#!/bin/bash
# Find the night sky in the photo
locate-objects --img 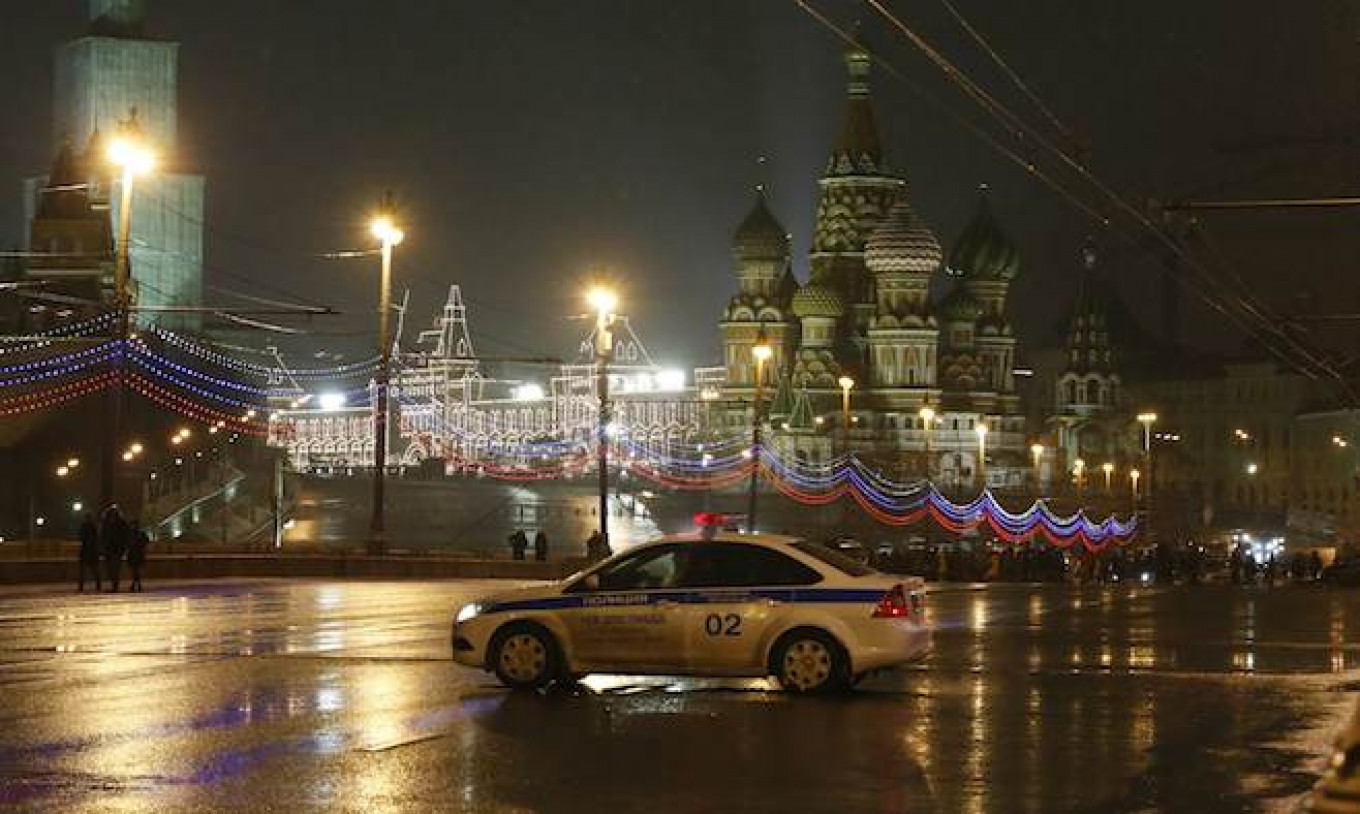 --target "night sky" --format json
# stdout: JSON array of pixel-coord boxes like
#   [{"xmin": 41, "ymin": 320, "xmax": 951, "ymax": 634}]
[{"xmin": 1, "ymin": 1, "xmax": 1357, "ymax": 372}]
